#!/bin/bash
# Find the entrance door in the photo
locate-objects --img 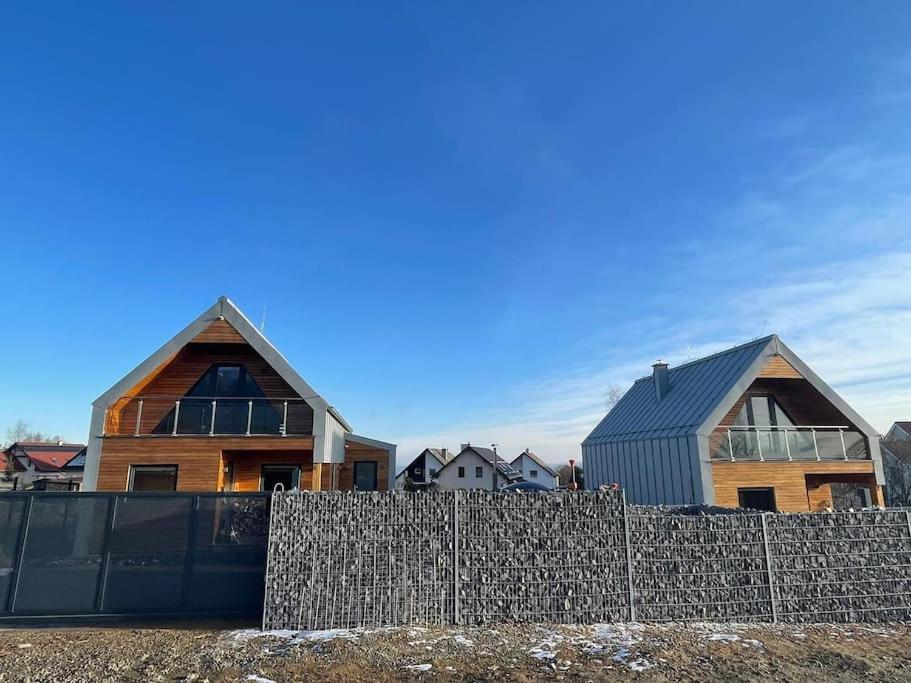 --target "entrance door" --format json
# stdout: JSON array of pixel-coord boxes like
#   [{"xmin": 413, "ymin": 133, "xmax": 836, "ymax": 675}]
[
  {"xmin": 353, "ymin": 461, "xmax": 378, "ymax": 491},
  {"xmin": 261, "ymin": 465, "xmax": 301, "ymax": 491},
  {"xmin": 738, "ymin": 487, "xmax": 776, "ymax": 511}
]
